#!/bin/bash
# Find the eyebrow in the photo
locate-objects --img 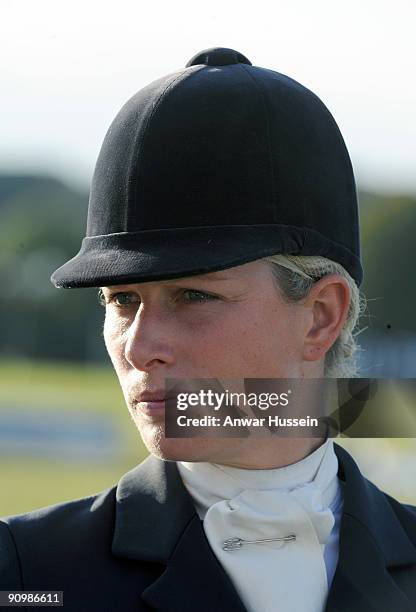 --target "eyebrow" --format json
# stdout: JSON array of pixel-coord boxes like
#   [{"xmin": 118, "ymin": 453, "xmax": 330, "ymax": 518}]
[
  {"xmin": 174, "ymin": 272, "xmax": 235, "ymax": 282},
  {"xmin": 100, "ymin": 272, "xmax": 236, "ymax": 292}
]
